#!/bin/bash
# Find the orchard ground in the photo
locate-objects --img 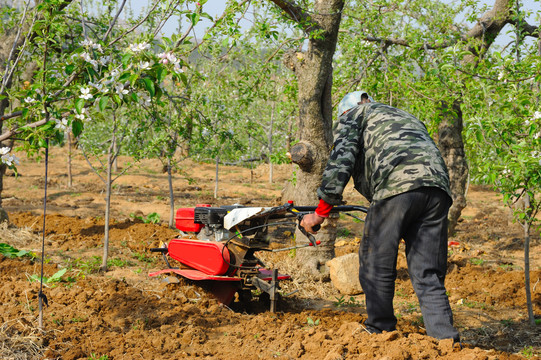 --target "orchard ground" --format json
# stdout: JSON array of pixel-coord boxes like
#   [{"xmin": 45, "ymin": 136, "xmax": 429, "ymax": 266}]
[{"xmin": 0, "ymin": 147, "xmax": 540, "ymax": 359}]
